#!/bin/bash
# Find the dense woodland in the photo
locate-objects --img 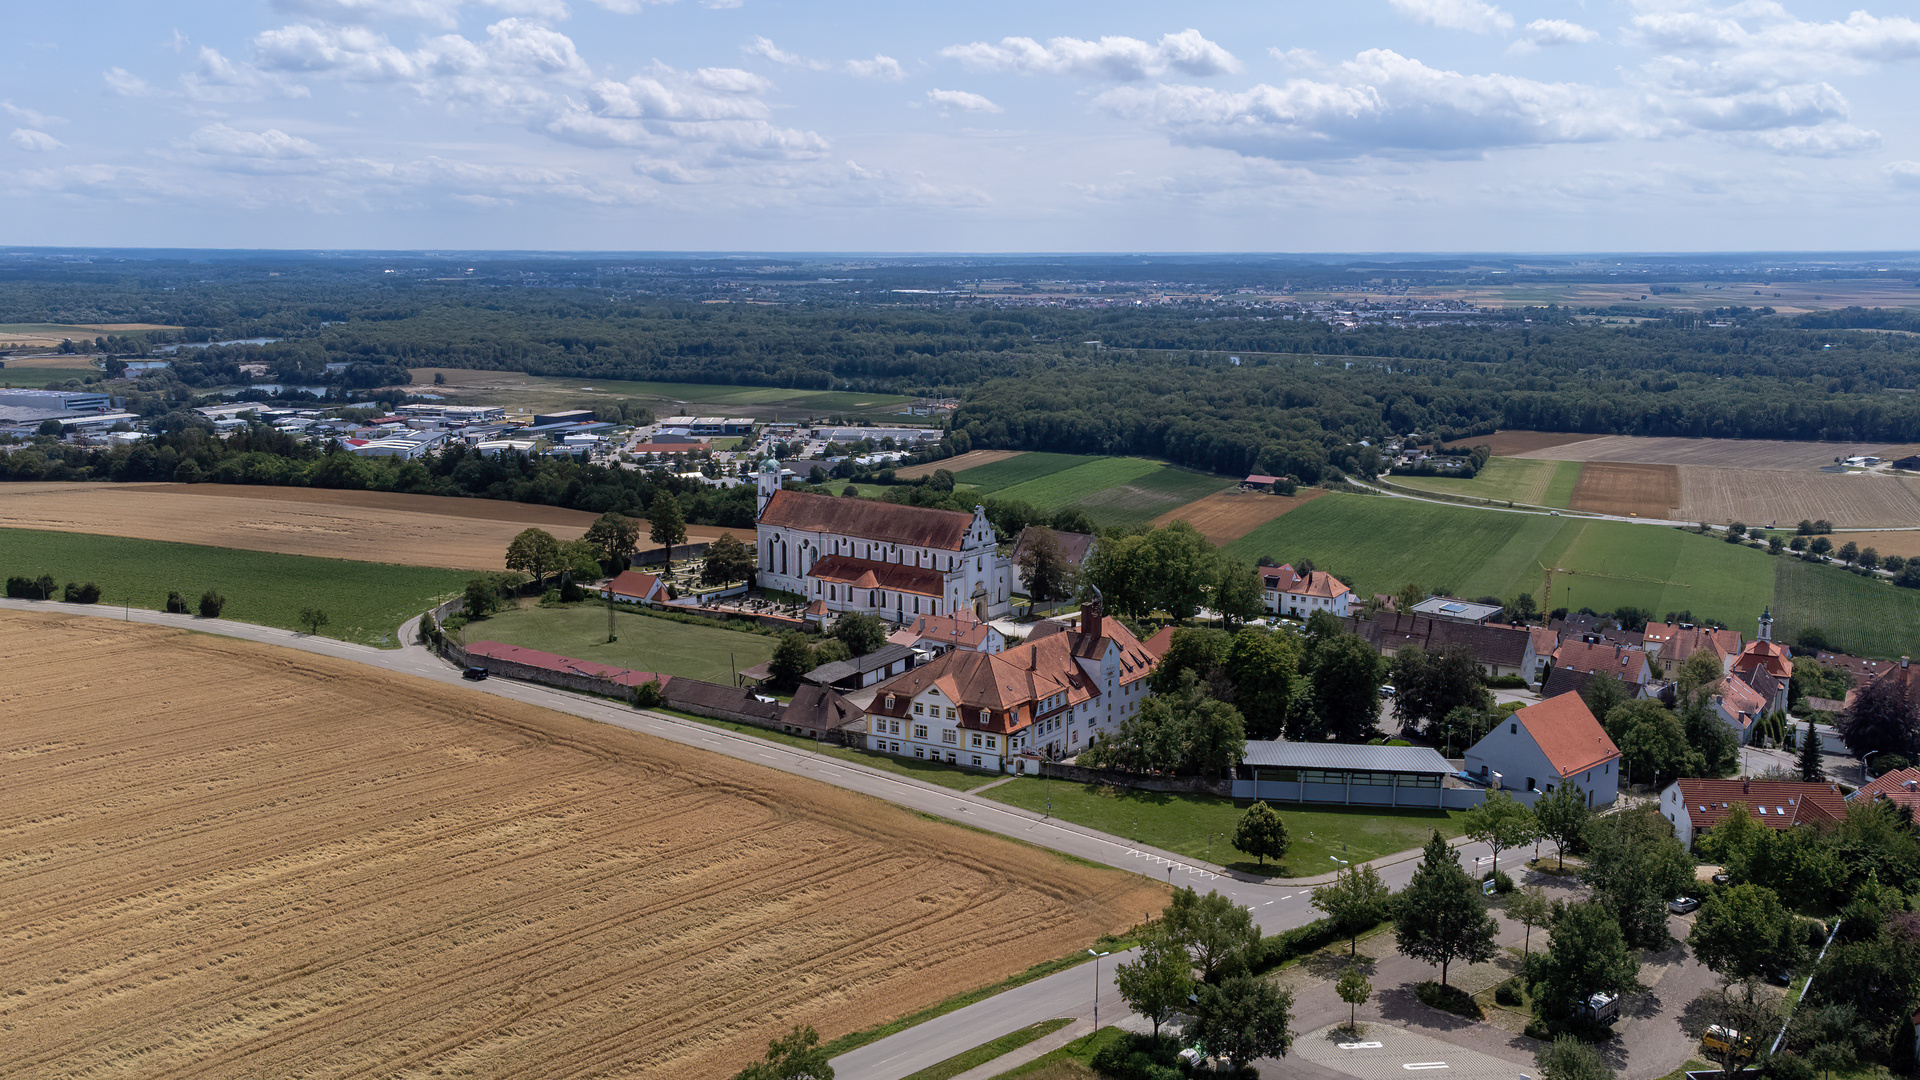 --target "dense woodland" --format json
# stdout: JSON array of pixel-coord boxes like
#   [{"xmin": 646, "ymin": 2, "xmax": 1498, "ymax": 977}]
[{"xmin": 9, "ymin": 253, "xmax": 1920, "ymax": 487}]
